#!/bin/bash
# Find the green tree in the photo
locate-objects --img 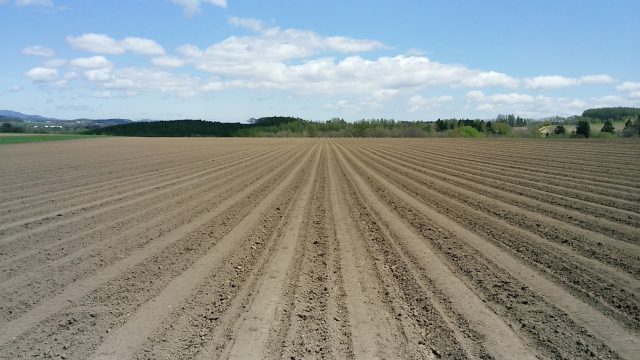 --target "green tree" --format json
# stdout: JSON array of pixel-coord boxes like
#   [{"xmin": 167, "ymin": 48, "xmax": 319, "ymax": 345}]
[
  {"xmin": 600, "ymin": 120, "xmax": 615, "ymax": 133},
  {"xmin": 553, "ymin": 124, "xmax": 566, "ymax": 135},
  {"xmin": 575, "ymin": 120, "xmax": 591, "ymax": 138},
  {"xmin": 0, "ymin": 123, "xmax": 24, "ymax": 133},
  {"xmin": 492, "ymin": 122, "xmax": 512, "ymax": 135}
]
